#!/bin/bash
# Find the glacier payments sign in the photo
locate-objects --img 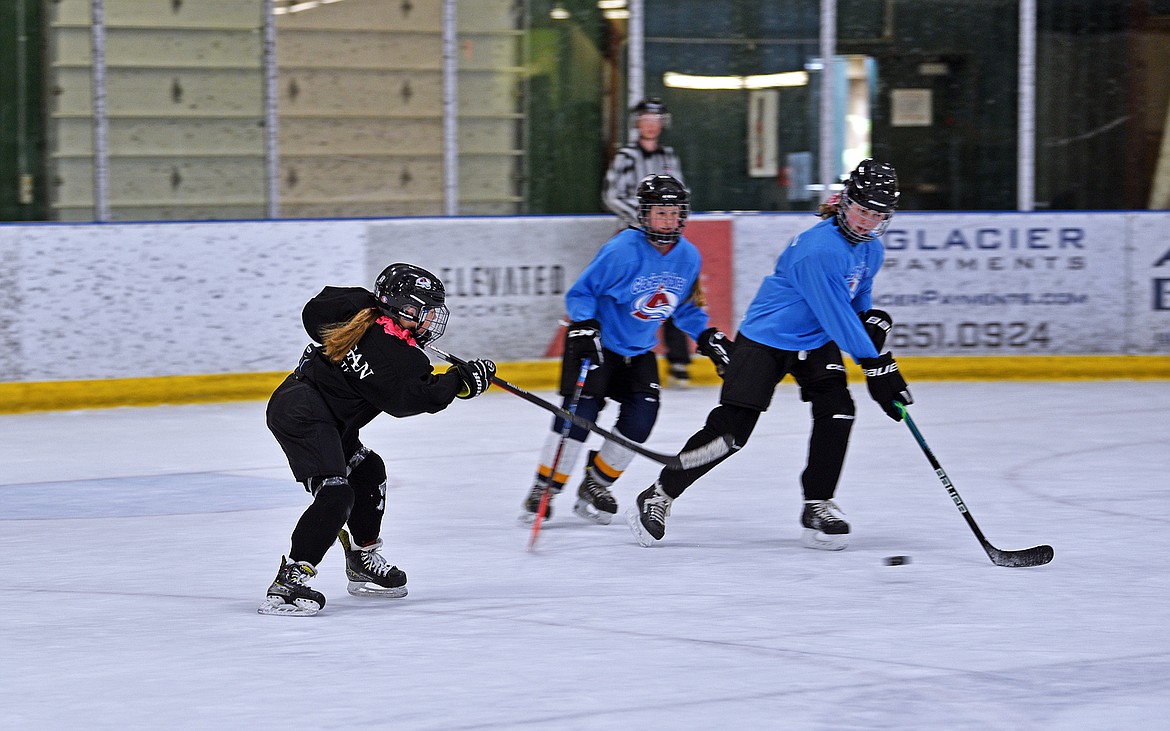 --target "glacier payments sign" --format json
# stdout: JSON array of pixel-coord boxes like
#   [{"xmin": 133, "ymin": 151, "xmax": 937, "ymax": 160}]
[{"xmin": 873, "ymin": 213, "xmax": 1126, "ymax": 355}]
